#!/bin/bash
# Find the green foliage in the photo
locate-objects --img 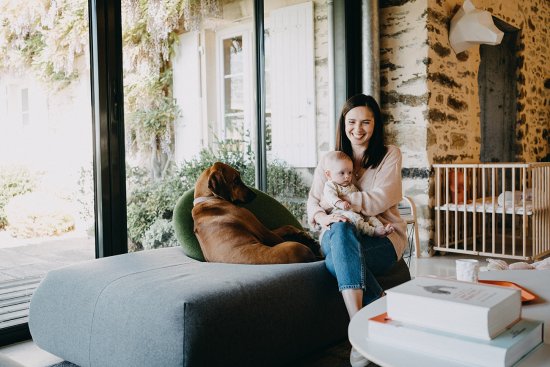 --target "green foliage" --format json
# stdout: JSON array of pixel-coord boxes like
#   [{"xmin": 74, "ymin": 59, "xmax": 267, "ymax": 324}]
[
  {"xmin": 142, "ymin": 218, "xmax": 179, "ymax": 250},
  {"xmin": 0, "ymin": 0, "xmax": 88, "ymax": 86},
  {"xmin": 265, "ymin": 160, "xmax": 309, "ymax": 225},
  {"xmin": 177, "ymin": 137, "xmax": 256, "ymax": 189},
  {"xmin": 0, "ymin": 166, "xmax": 38, "ymax": 229},
  {"xmin": 126, "ymin": 166, "xmax": 186, "ymax": 249},
  {"xmin": 125, "ymin": 69, "xmax": 180, "ymax": 165},
  {"xmin": 5, "ymin": 192, "xmax": 74, "ymax": 238},
  {"xmin": 126, "ymin": 136, "xmax": 310, "ymax": 250},
  {"xmin": 74, "ymin": 163, "xmax": 95, "ymax": 226},
  {"xmin": 21, "ymin": 32, "xmax": 45, "ymax": 65}
]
